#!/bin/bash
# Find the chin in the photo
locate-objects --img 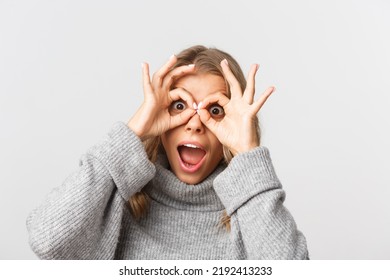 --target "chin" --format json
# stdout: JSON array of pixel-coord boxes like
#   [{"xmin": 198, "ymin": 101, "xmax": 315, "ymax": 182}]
[{"xmin": 176, "ymin": 173, "xmax": 204, "ymax": 185}]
